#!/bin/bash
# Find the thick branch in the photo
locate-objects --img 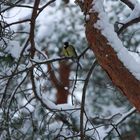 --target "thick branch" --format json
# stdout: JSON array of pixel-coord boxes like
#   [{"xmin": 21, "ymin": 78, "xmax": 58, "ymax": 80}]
[
  {"xmin": 48, "ymin": 62, "xmax": 70, "ymax": 104},
  {"xmin": 77, "ymin": 0, "xmax": 140, "ymax": 112}
]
